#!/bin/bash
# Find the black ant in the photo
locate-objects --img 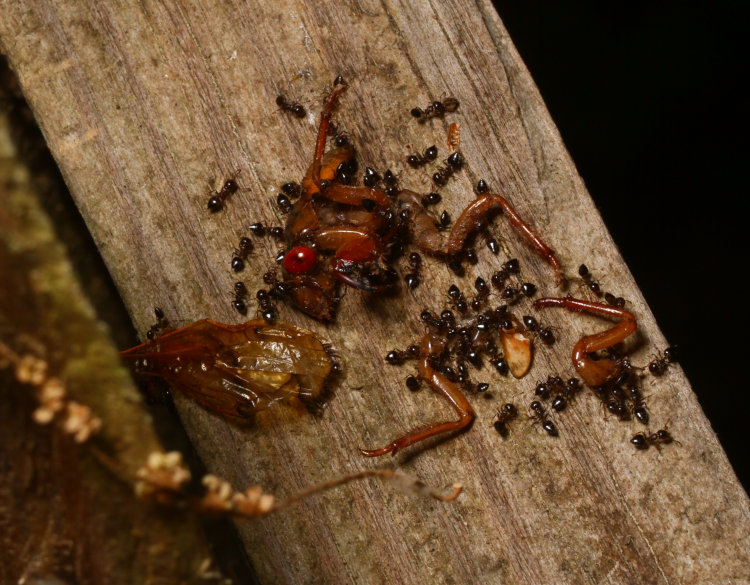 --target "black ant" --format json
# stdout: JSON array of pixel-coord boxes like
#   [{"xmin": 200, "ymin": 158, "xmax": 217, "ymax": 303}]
[
  {"xmin": 492, "ymin": 403, "xmax": 518, "ymax": 438},
  {"xmin": 529, "ymin": 400, "xmax": 558, "ymax": 436},
  {"xmin": 385, "ymin": 344, "xmax": 419, "ymax": 365},
  {"xmin": 232, "ymin": 282, "xmax": 248, "ymax": 315},
  {"xmin": 587, "ymin": 384, "xmax": 626, "ymax": 421},
  {"xmin": 405, "ymin": 375, "xmax": 420, "ymax": 392},
  {"xmin": 410, "ymin": 97, "xmax": 460, "ymax": 122},
  {"xmin": 261, "ymin": 270, "xmax": 293, "ymax": 302},
  {"xmin": 492, "ymin": 357, "xmax": 509, "ymax": 375},
  {"xmin": 448, "ymin": 284, "xmax": 469, "ymax": 314},
  {"xmin": 523, "ymin": 315, "xmax": 540, "ymax": 333},
  {"xmin": 421, "ymin": 191, "xmax": 441, "ymax": 207},
  {"xmin": 248, "ymin": 222, "xmax": 266, "ymax": 237},
  {"xmin": 490, "ymin": 258, "xmax": 520, "ymax": 289},
  {"xmin": 256, "ymin": 289, "xmax": 277, "ymax": 322},
  {"xmin": 231, "ymin": 236, "xmax": 253, "ymax": 272},
  {"xmin": 382, "ymin": 168, "xmax": 400, "ymax": 198},
  {"xmin": 501, "ymin": 285, "xmax": 520, "ymax": 303},
  {"xmin": 604, "ymin": 292, "xmax": 626, "ymax": 308},
  {"xmin": 363, "ymin": 166, "xmax": 381, "ymax": 187},
  {"xmin": 146, "ymin": 307, "xmax": 170, "ymax": 340},
  {"xmin": 472, "ymin": 277, "xmax": 490, "ymax": 310},
  {"xmin": 275, "ymin": 95, "xmax": 306, "ymax": 118},
  {"xmin": 276, "ymin": 182, "xmax": 301, "ymax": 213},
  {"xmin": 627, "ymin": 384, "xmax": 649, "ymax": 424},
  {"xmin": 207, "ymin": 177, "xmax": 239, "ymax": 212},
  {"xmin": 438, "ymin": 210, "xmax": 451, "ymax": 230},
  {"xmin": 579, "ymin": 264, "xmax": 627, "ymax": 306},
  {"xmin": 334, "ymin": 159, "xmax": 359, "ymax": 185},
  {"xmin": 329, "ymin": 125, "xmax": 351, "ymax": 150},
  {"xmin": 551, "ymin": 377, "xmax": 582, "ymax": 412},
  {"xmin": 500, "ymin": 282, "xmax": 536, "ymax": 303},
  {"xmin": 533, "ymin": 378, "xmax": 551, "ymax": 400},
  {"xmin": 522, "ymin": 314, "xmax": 555, "ymax": 345},
  {"xmin": 276, "ymin": 193, "xmax": 292, "ymax": 213},
  {"xmin": 578, "ymin": 263, "xmax": 602, "ymax": 297},
  {"xmin": 407, "ymin": 145, "xmax": 438, "ymax": 168},
  {"xmin": 605, "ymin": 388, "xmax": 630, "ymax": 421},
  {"xmin": 404, "ymin": 252, "xmax": 422, "ymax": 289},
  {"xmin": 648, "ymin": 346, "xmax": 679, "ymax": 376},
  {"xmin": 432, "ymin": 151, "xmax": 464, "ymax": 186},
  {"xmin": 630, "ymin": 427, "xmax": 676, "ymax": 450},
  {"xmin": 247, "ymin": 222, "xmax": 284, "ymax": 240},
  {"xmin": 533, "ymin": 375, "xmax": 563, "ymax": 400},
  {"xmin": 538, "ymin": 327, "xmax": 555, "ymax": 346}
]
